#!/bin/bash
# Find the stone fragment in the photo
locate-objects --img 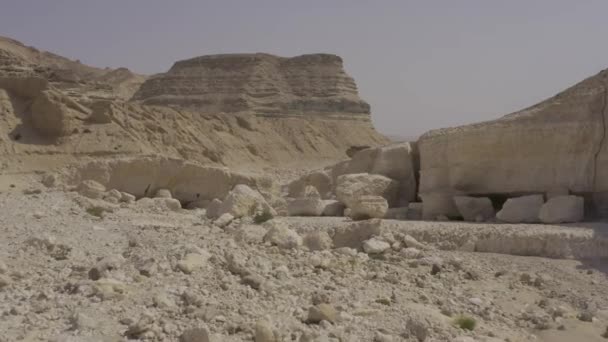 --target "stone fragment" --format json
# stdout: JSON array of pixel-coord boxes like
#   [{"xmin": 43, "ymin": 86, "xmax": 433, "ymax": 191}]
[
  {"xmin": 205, "ymin": 199, "xmax": 223, "ymax": 219},
  {"xmin": 214, "ymin": 213, "xmax": 234, "ymax": 228},
  {"xmin": 263, "ymin": 220, "xmax": 302, "ymax": 249},
  {"xmin": 78, "ymin": 180, "xmax": 106, "ymax": 199},
  {"xmin": 180, "ymin": 327, "xmax": 211, "ymax": 342},
  {"xmin": 120, "ymin": 192, "xmax": 136, "ymax": 203},
  {"xmin": 303, "ymin": 231, "xmax": 334, "ymax": 251},
  {"xmin": 362, "ymin": 238, "xmax": 391, "ymax": 254},
  {"xmin": 336, "ymin": 173, "xmax": 399, "ymax": 207},
  {"xmin": 321, "ymin": 200, "xmax": 345, "ymax": 217},
  {"xmin": 349, "ymin": 195, "xmax": 388, "ymax": 220},
  {"xmin": 333, "ymin": 219, "xmax": 384, "ymax": 249},
  {"xmin": 177, "ymin": 252, "xmax": 210, "ymax": 274},
  {"xmin": 155, "ymin": 188, "xmax": 172, "ymax": 198},
  {"xmin": 539, "ymin": 195, "xmax": 584, "ymax": 223},
  {"xmin": 496, "ymin": 195, "xmax": 544, "ymax": 223},
  {"xmin": 218, "ymin": 184, "xmax": 275, "ymax": 218},
  {"xmin": 370, "ymin": 142, "xmax": 418, "ymax": 203},
  {"xmin": 403, "ymin": 235, "xmax": 426, "ymax": 250},
  {"xmin": 307, "ymin": 304, "xmax": 338, "ymax": 324},
  {"xmin": 288, "ymin": 170, "xmax": 332, "ymax": 199},
  {"xmin": 254, "ymin": 320, "xmax": 277, "ymax": 342},
  {"xmin": 89, "ymin": 255, "xmax": 125, "ymax": 280},
  {"xmin": 420, "ymin": 193, "xmax": 460, "ymax": 220},
  {"xmin": 453, "ymin": 196, "xmax": 495, "ymax": 222}
]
